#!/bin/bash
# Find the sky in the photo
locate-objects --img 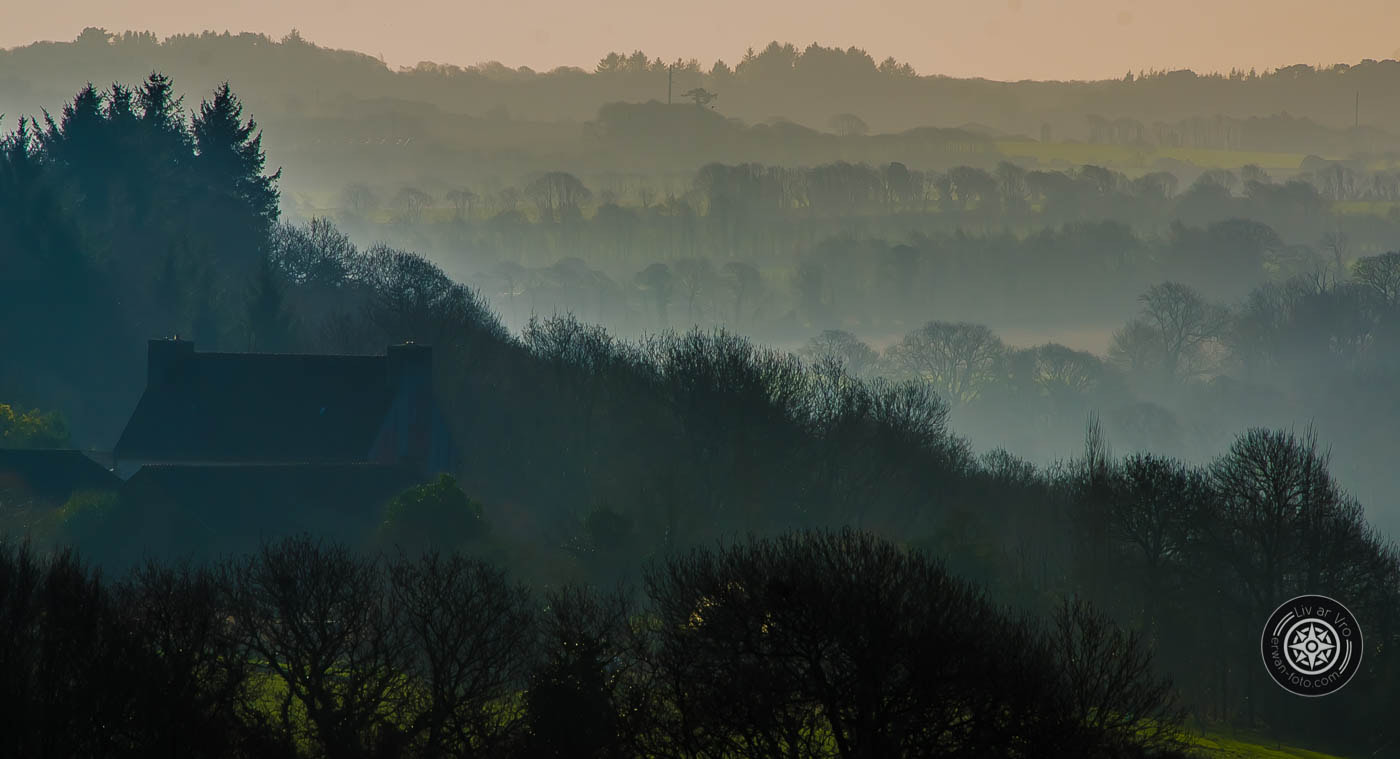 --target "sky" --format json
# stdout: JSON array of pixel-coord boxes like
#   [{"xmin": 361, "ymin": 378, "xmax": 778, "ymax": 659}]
[{"xmin": 6, "ymin": 0, "xmax": 1400, "ymax": 81}]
